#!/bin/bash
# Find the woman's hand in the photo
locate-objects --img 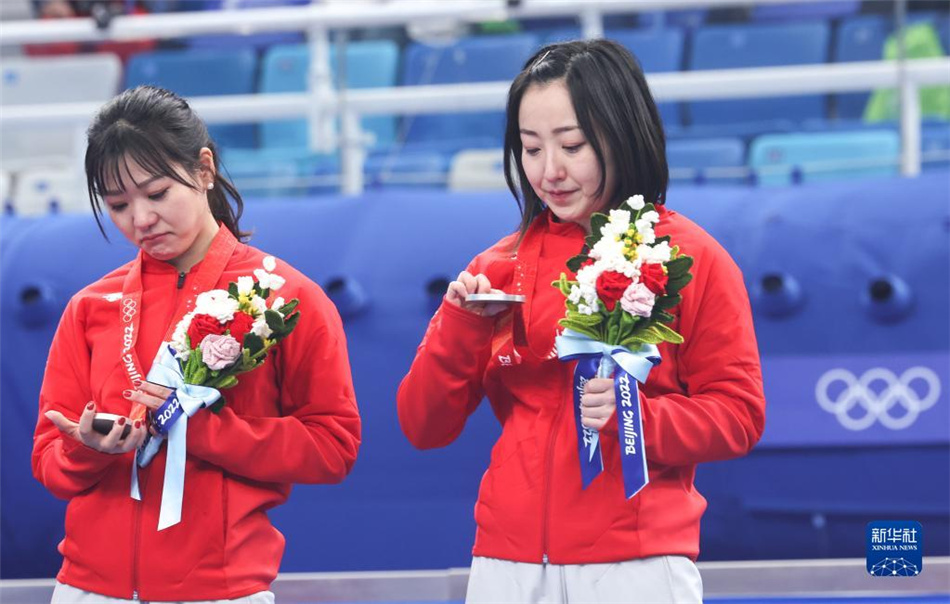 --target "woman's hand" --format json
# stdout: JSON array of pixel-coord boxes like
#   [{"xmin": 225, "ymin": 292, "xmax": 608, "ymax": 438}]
[
  {"xmin": 445, "ymin": 271, "xmax": 509, "ymax": 317},
  {"xmin": 45, "ymin": 402, "xmax": 146, "ymax": 454},
  {"xmin": 580, "ymin": 378, "xmax": 616, "ymax": 431},
  {"xmin": 125, "ymin": 382, "xmax": 175, "ymax": 437}
]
